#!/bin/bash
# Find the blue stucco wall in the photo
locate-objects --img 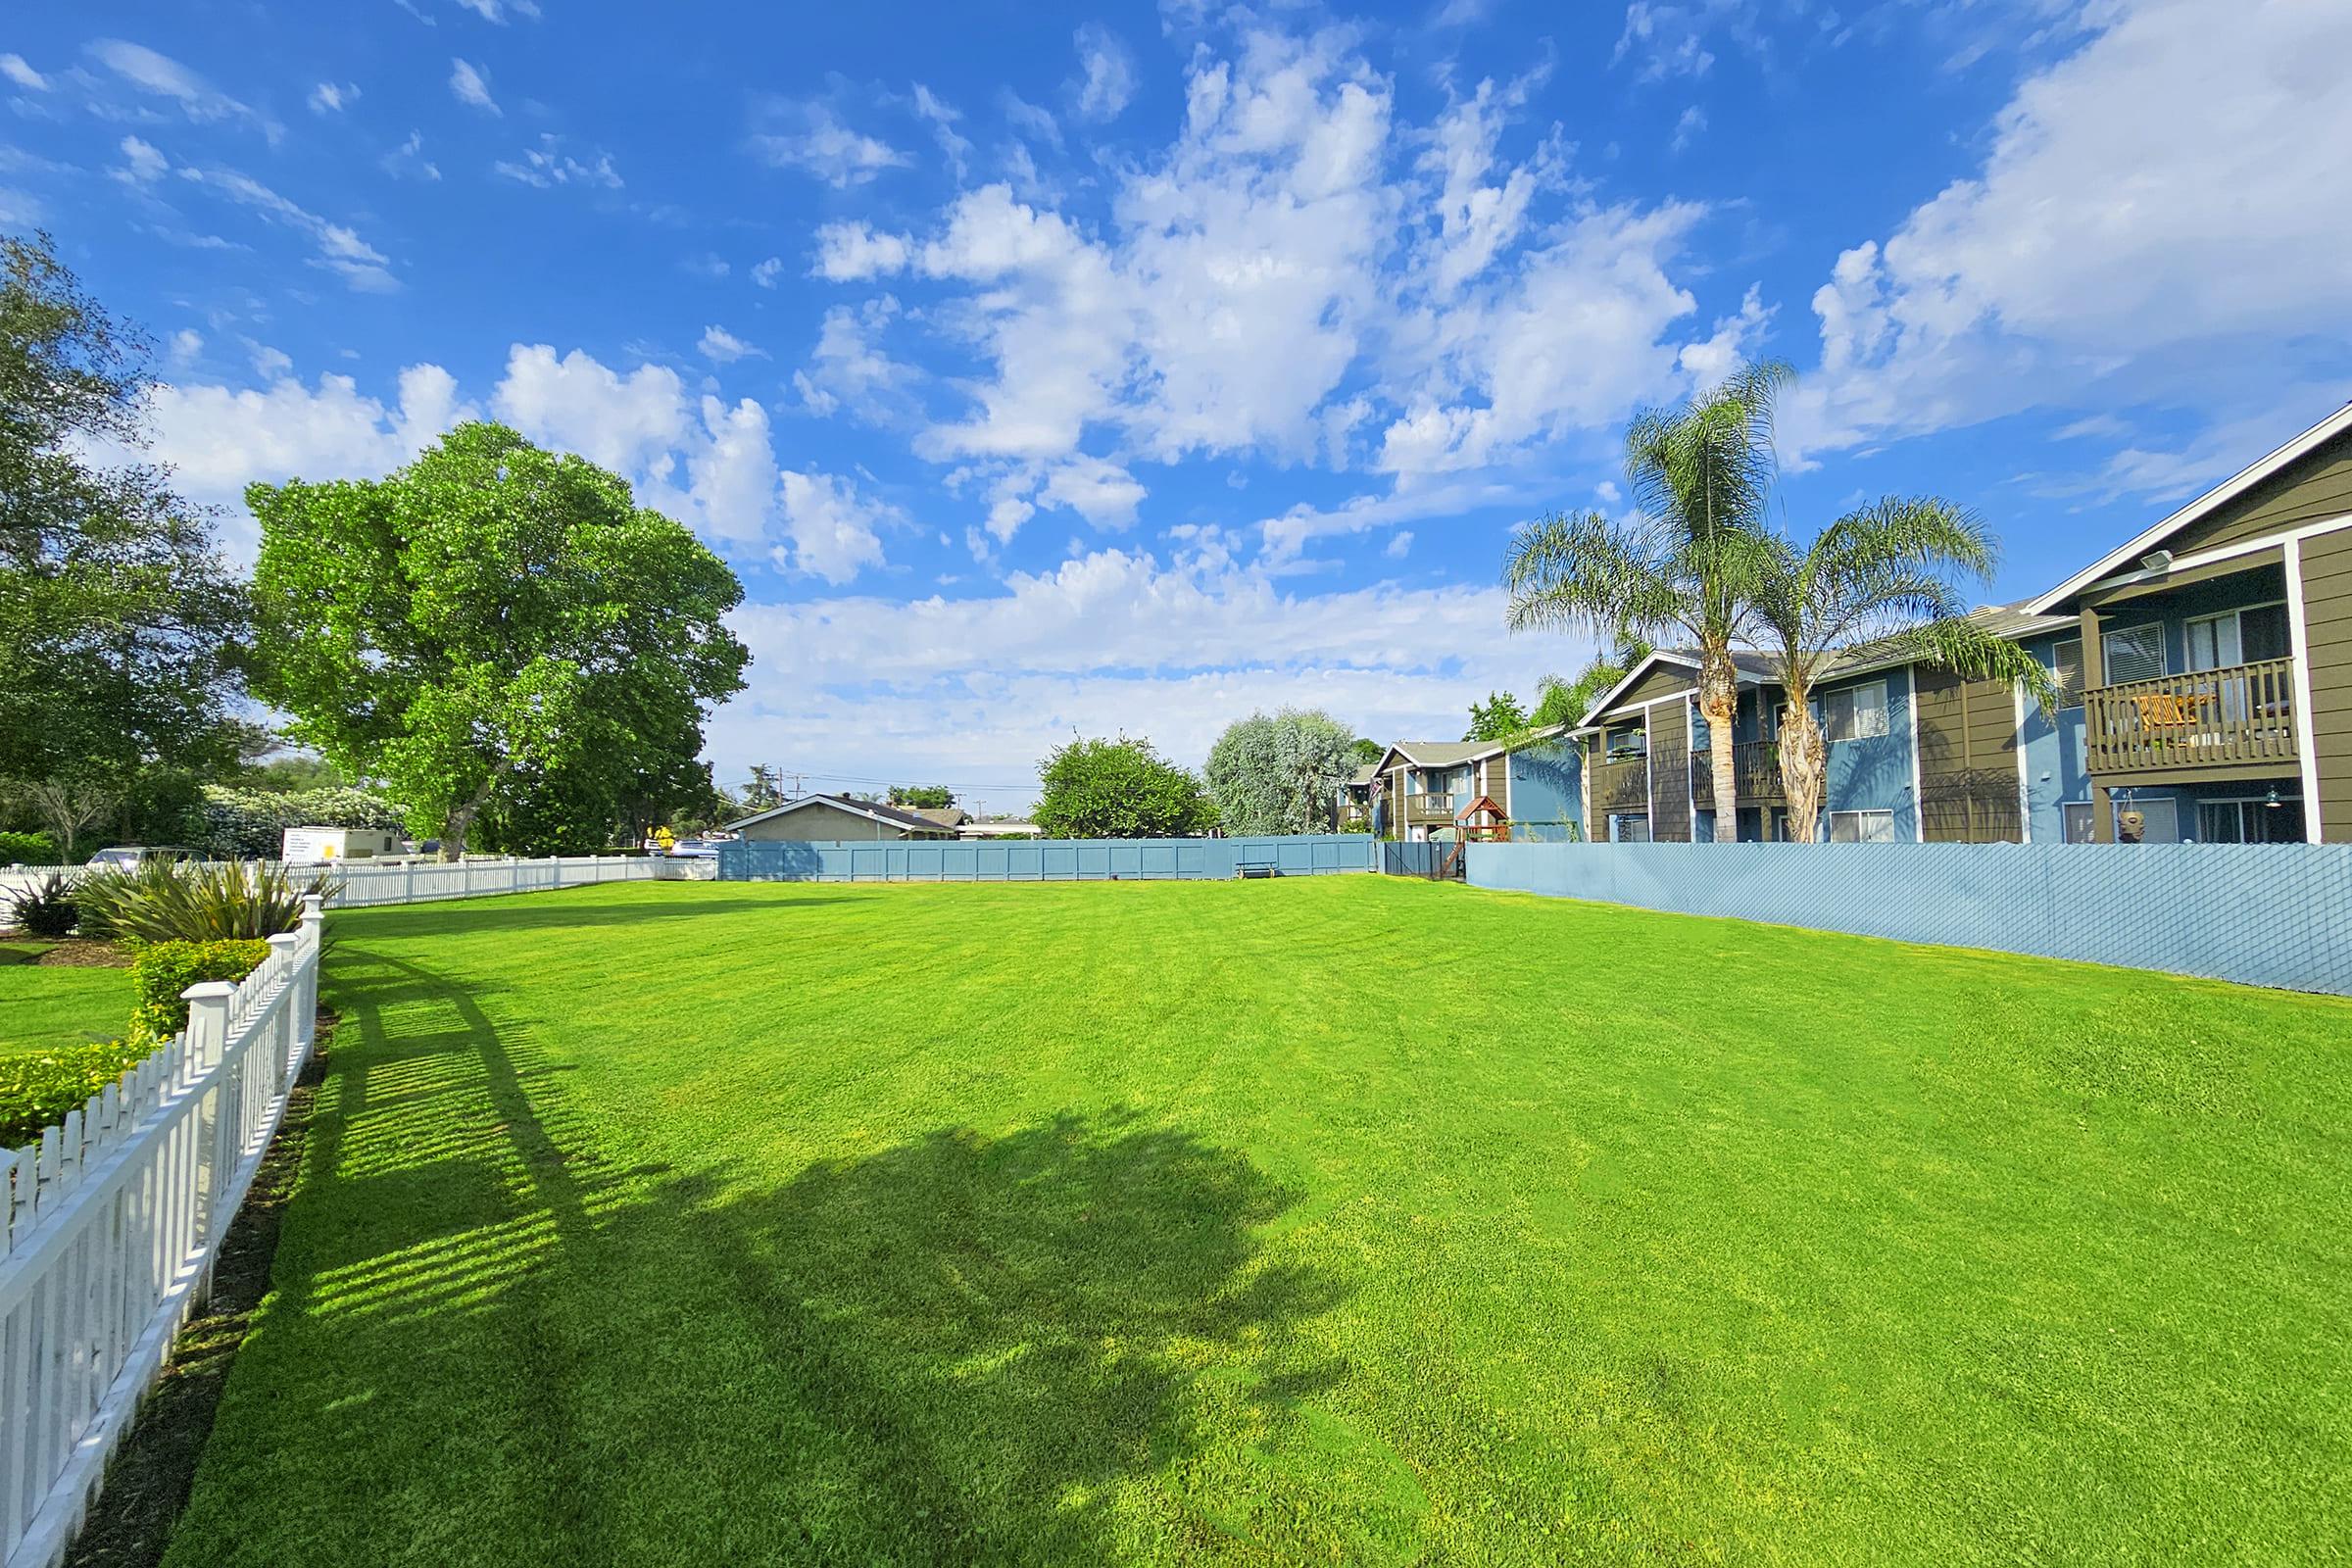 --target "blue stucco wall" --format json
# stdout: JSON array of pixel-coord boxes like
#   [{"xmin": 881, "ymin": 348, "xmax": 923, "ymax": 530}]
[
  {"xmin": 1467, "ymin": 841, "xmax": 2352, "ymax": 995},
  {"xmin": 721, "ymin": 833, "xmax": 1377, "ymax": 881},
  {"xmin": 1506, "ymin": 740, "xmax": 1584, "ymax": 842},
  {"xmin": 1818, "ymin": 665, "xmax": 1920, "ymax": 838}
]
